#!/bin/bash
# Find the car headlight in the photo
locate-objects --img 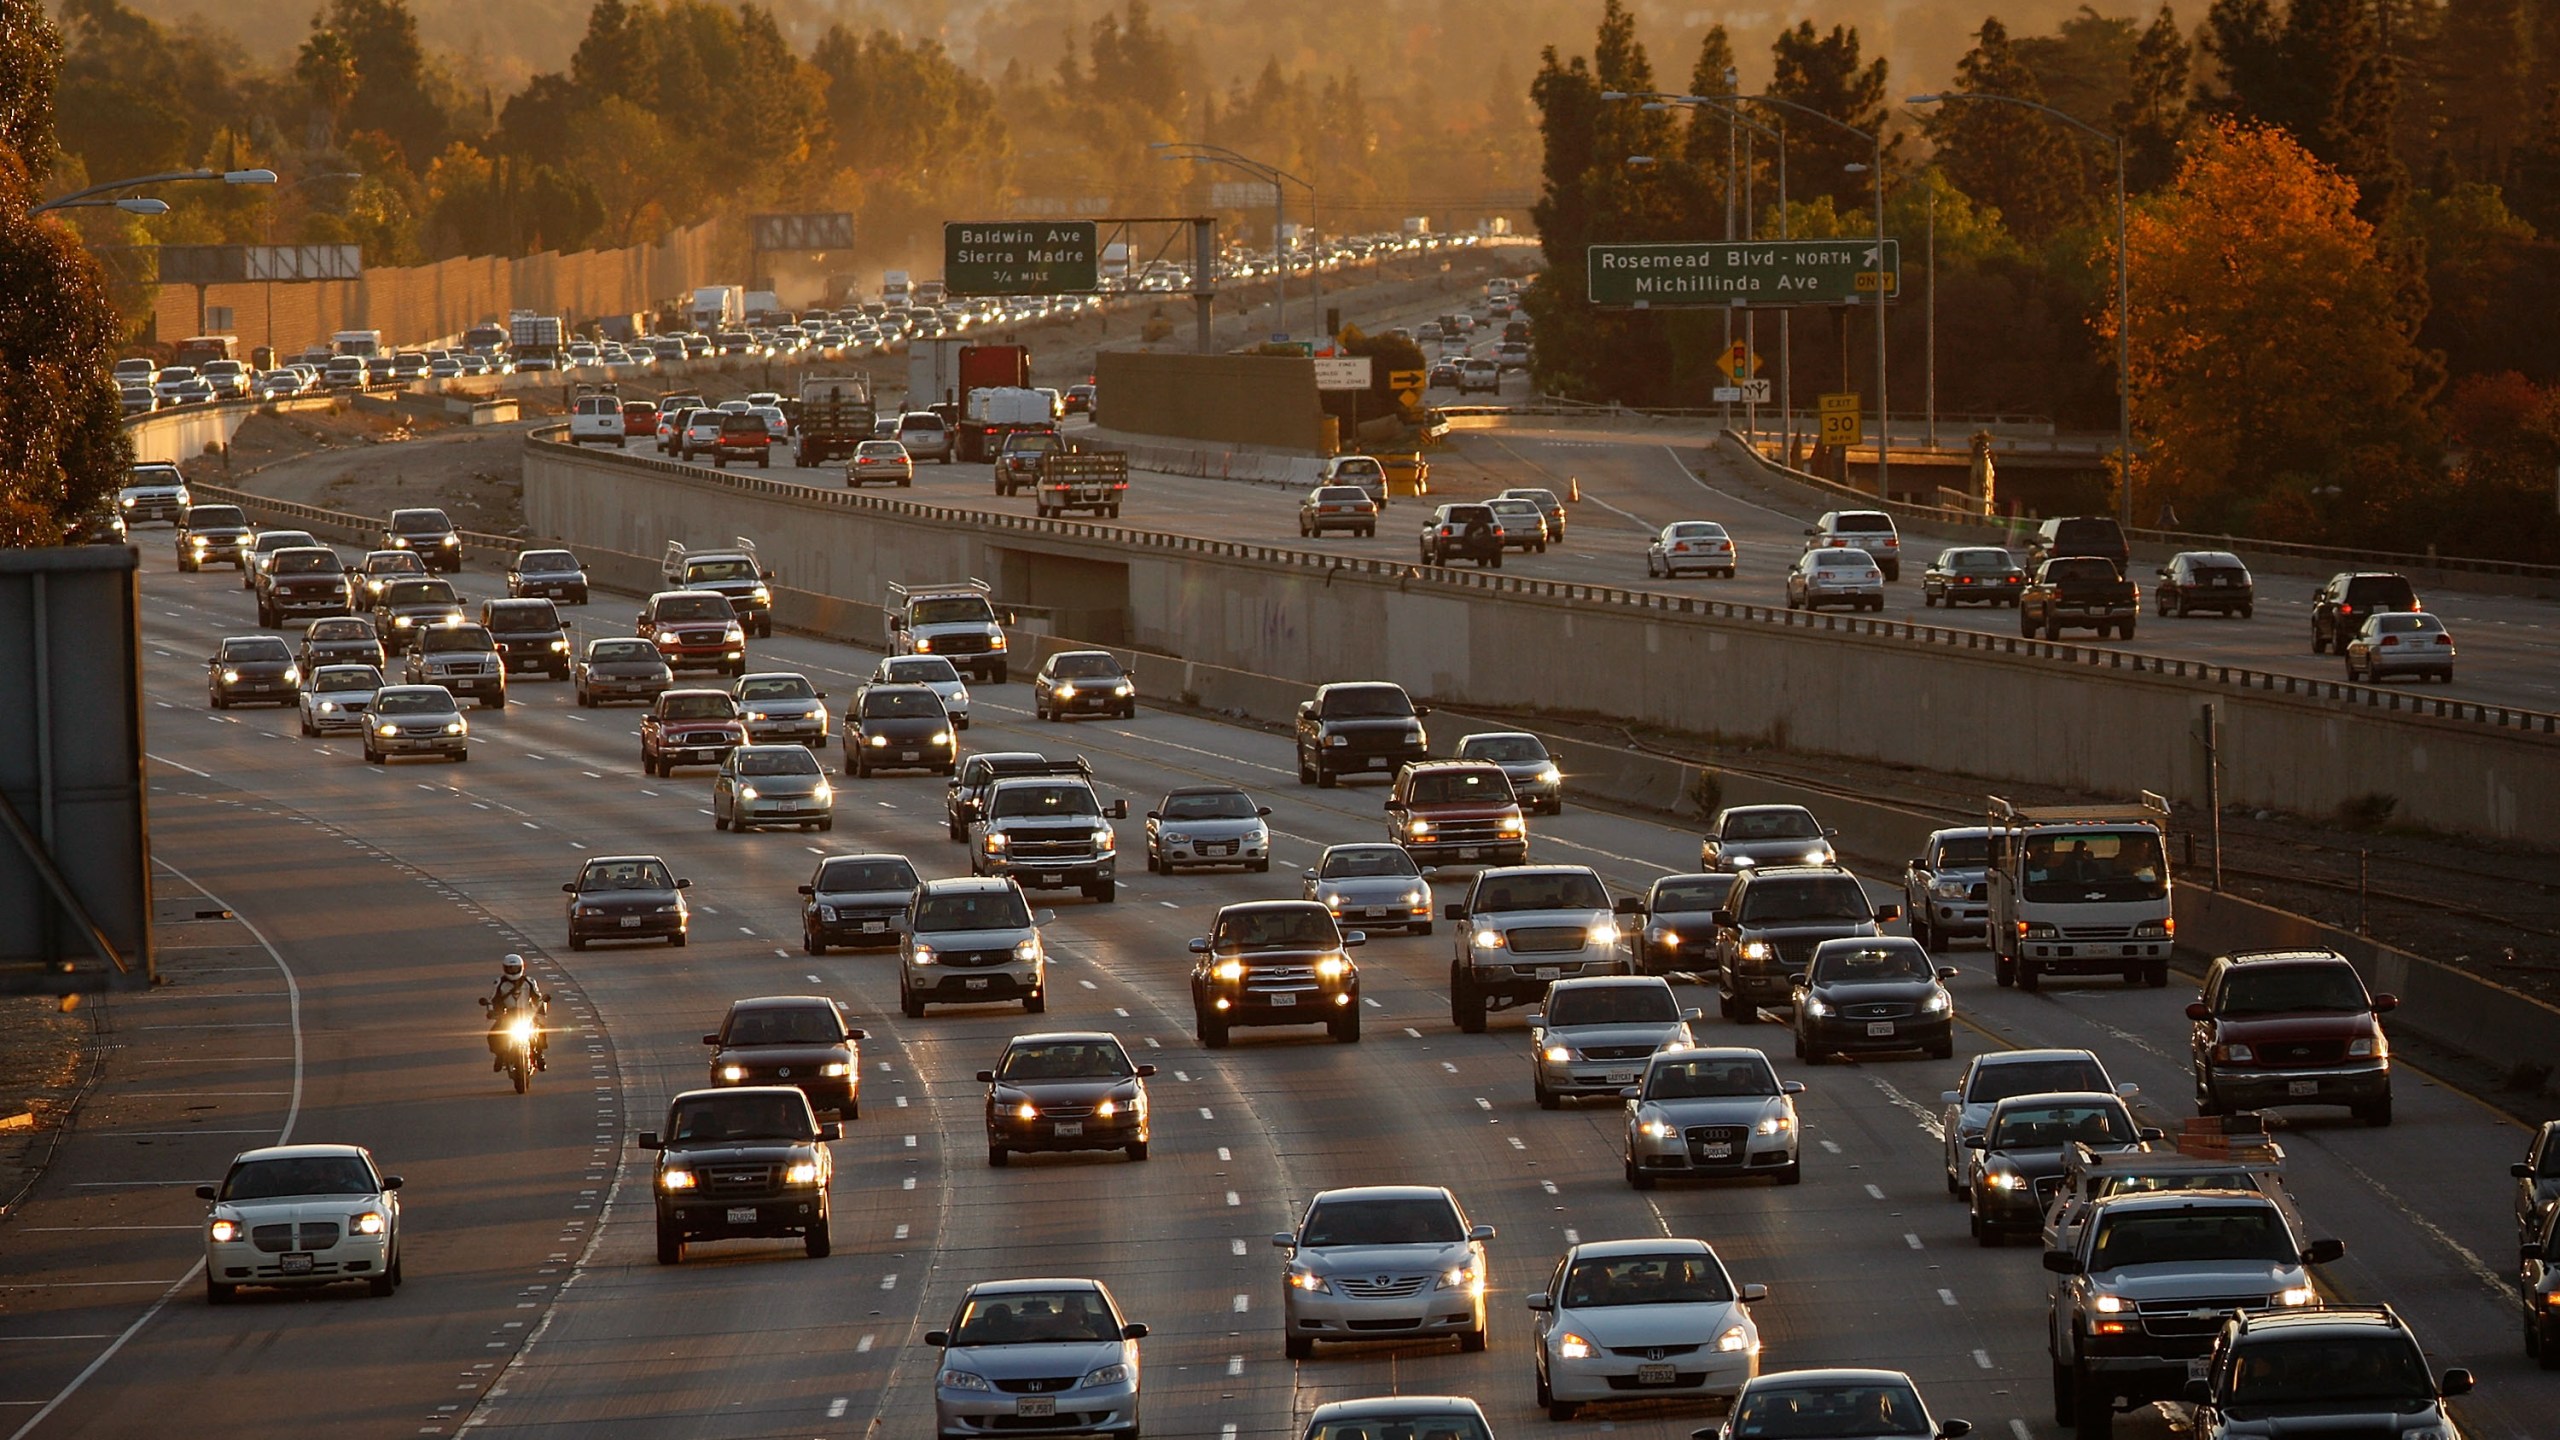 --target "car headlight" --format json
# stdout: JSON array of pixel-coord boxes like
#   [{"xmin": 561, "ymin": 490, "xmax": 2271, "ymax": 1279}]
[
  {"xmin": 1091, "ymin": 828, "xmax": 1116, "ymax": 849},
  {"xmin": 1639, "ymin": 1117, "xmax": 1676, "ymax": 1138},
  {"xmin": 939, "ymin": 1369, "xmax": 992, "ymax": 1392},
  {"xmin": 1471, "ymin": 928, "xmax": 1504, "ymax": 949},
  {"xmin": 189, "ymin": 535, "xmax": 209, "ymax": 548},
  {"xmin": 1314, "ymin": 956, "xmax": 1350, "ymax": 980},
  {"xmin": 982, "ymin": 834, "xmax": 1007, "ymax": 851},
  {"xmin": 1804, "ymin": 996, "xmax": 1832, "ymax": 1018},
  {"xmin": 1112, "ymin": 683, "xmax": 1131, "ymax": 697},
  {"xmin": 1213, "ymin": 959, "xmax": 1244, "ymax": 981},
  {"xmin": 1728, "ymin": 854, "xmax": 1755, "ymax": 868},
  {"xmin": 1011, "ymin": 938, "xmax": 1042, "ymax": 961},
  {"xmin": 811, "ymin": 782, "xmax": 832, "ymax": 802},
  {"xmin": 1080, "ymin": 1362, "xmax": 1130, "ymax": 1388},
  {"xmin": 660, "ymin": 1168, "xmax": 698, "ymax": 1190},
  {"xmin": 2217, "ymin": 1043, "xmax": 2255, "ymax": 1063},
  {"xmin": 1405, "ymin": 889, "xmax": 1426, "ymax": 906},
  {"xmin": 1740, "ymin": 940, "xmax": 1772, "ymax": 961},
  {"xmin": 930, "ymin": 730, "xmax": 952, "ymax": 745},
  {"xmin": 1326, "ymin": 733, "xmax": 1349, "ymax": 747},
  {"xmin": 120, "ymin": 495, "xmax": 135, "ymax": 508},
  {"xmin": 720, "ymin": 1064, "xmax": 746, "ymax": 1081},
  {"xmin": 394, "ymin": 616, "xmax": 414, "ymax": 628},
  {"xmin": 1923, "ymin": 990, "xmax": 1952, "ymax": 1013},
  {"xmin": 1557, "ymin": 1331, "xmax": 1594, "ymax": 1359},
  {"xmin": 751, "ymin": 586, "xmax": 769, "ymax": 602},
  {"xmin": 1012, "ymin": 1099, "xmax": 1039, "ymax": 1121},
  {"xmin": 1407, "ymin": 817, "xmax": 1433, "ymax": 837},
  {"xmin": 819, "ymin": 1062, "xmax": 850, "ymax": 1078},
  {"xmin": 440, "ymin": 536, "xmax": 457, "ymax": 547},
  {"xmin": 911, "ymin": 944, "xmax": 937, "ymax": 965},
  {"xmin": 221, "ymin": 669, "xmax": 240, "ymax": 684},
  {"xmin": 445, "ymin": 720, "xmax": 466, "ymax": 735},
  {"xmin": 1655, "ymin": 928, "xmax": 1681, "ymax": 947},
  {"xmin": 988, "ymin": 633, "xmax": 1006, "ymax": 650},
  {"xmin": 1717, "ymin": 1324, "xmax": 1752, "ymax": 1352},
  {"xmin": 737, "ymin": 785, "xmax": 759, "ymax": 801},
  {"xmin": 2022, "ymin": 922, "xmax": 2059, "ymax": 939},
  {"xmin": 724, "ymin": 625, "xmax": 744, "ymax": 642},
  {"xmin": 1537, "ymin": 764, "xmax": 1561, "ymax": 783},
  {"xmin": 2277, "ymin": 1285, "xmax": 2316, "ymax": 1306},
  {"xmin": 783, "ymin": 1162, "xmax": 822, "ymax": 1185},
  {"xmin": 209, "ymin": 1217, "xmax": 240, "ymax": 1242},
  {"xmin": 352, "ymin": 1210, "xmax": 387, "ymax": 1236},
  {"xmin": 317, "ymin": 701, "xmax": 338, "ymax": 713},
  {"xmin": 1933, "ymin": 877, "xmax": 1971, "ymax": 898},
  {"xmin": 1757, "ymin": 1114, "xmax": 1793, "ymax": 1135},
  {"xmin": 1542, "ymin": 1044, "xmax": 1575, "ymax": 1063},
  {"xmin": 549, "ymin": 639, "xmax": 569, "ymax": 652},
  {"xmin": 376, "ymin": 723, "xmax": 398, "ymax": 737},
  {"xmin": 1438, "ymin": 1264, "xmax": 1482, "ymax": 1293},
  {"xmin": 1985, "ymin": 1169, "xmax": 2024, "ymax": 1190},
  {"xmin": 1286, "ymin": 1267, "xmax": 1332, "ymax": 1294},
  {"xmin": 1055, "ymin": 684, "xmax": 1076, "ymax": 698},
  {"xmin": 1587, "ymin": 921, "xmax": 1620, "ymax": 946},
  {"xmin": 1094, "ymin": 1098, "xmax": 1119, "ymax": 1118},
  {"xmin": 1804, "ymin": 848, "xmax": 1831, "ymax": 864},
  {"xmin": 912, "ymin": 637, "xmax": 932, "ymax": 651},
  {"xmin": 390, "ymin": 536, "xmax": 409, "ymax": 547},
  {"xmin": 1498, "ymin": 815, "xmax": 1523, "ymax": 835},
  {"xmin": 2091, "ymin": 1293, "xmax": 2129, "ymax": 1314},
  {"xmin": 2133, "ymin": 921, "xmax": 2172, "ymax": 938},
  {"xmin": 2347, "ymin": 1036, "xmax": 2384, "ymax": 1058}
]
